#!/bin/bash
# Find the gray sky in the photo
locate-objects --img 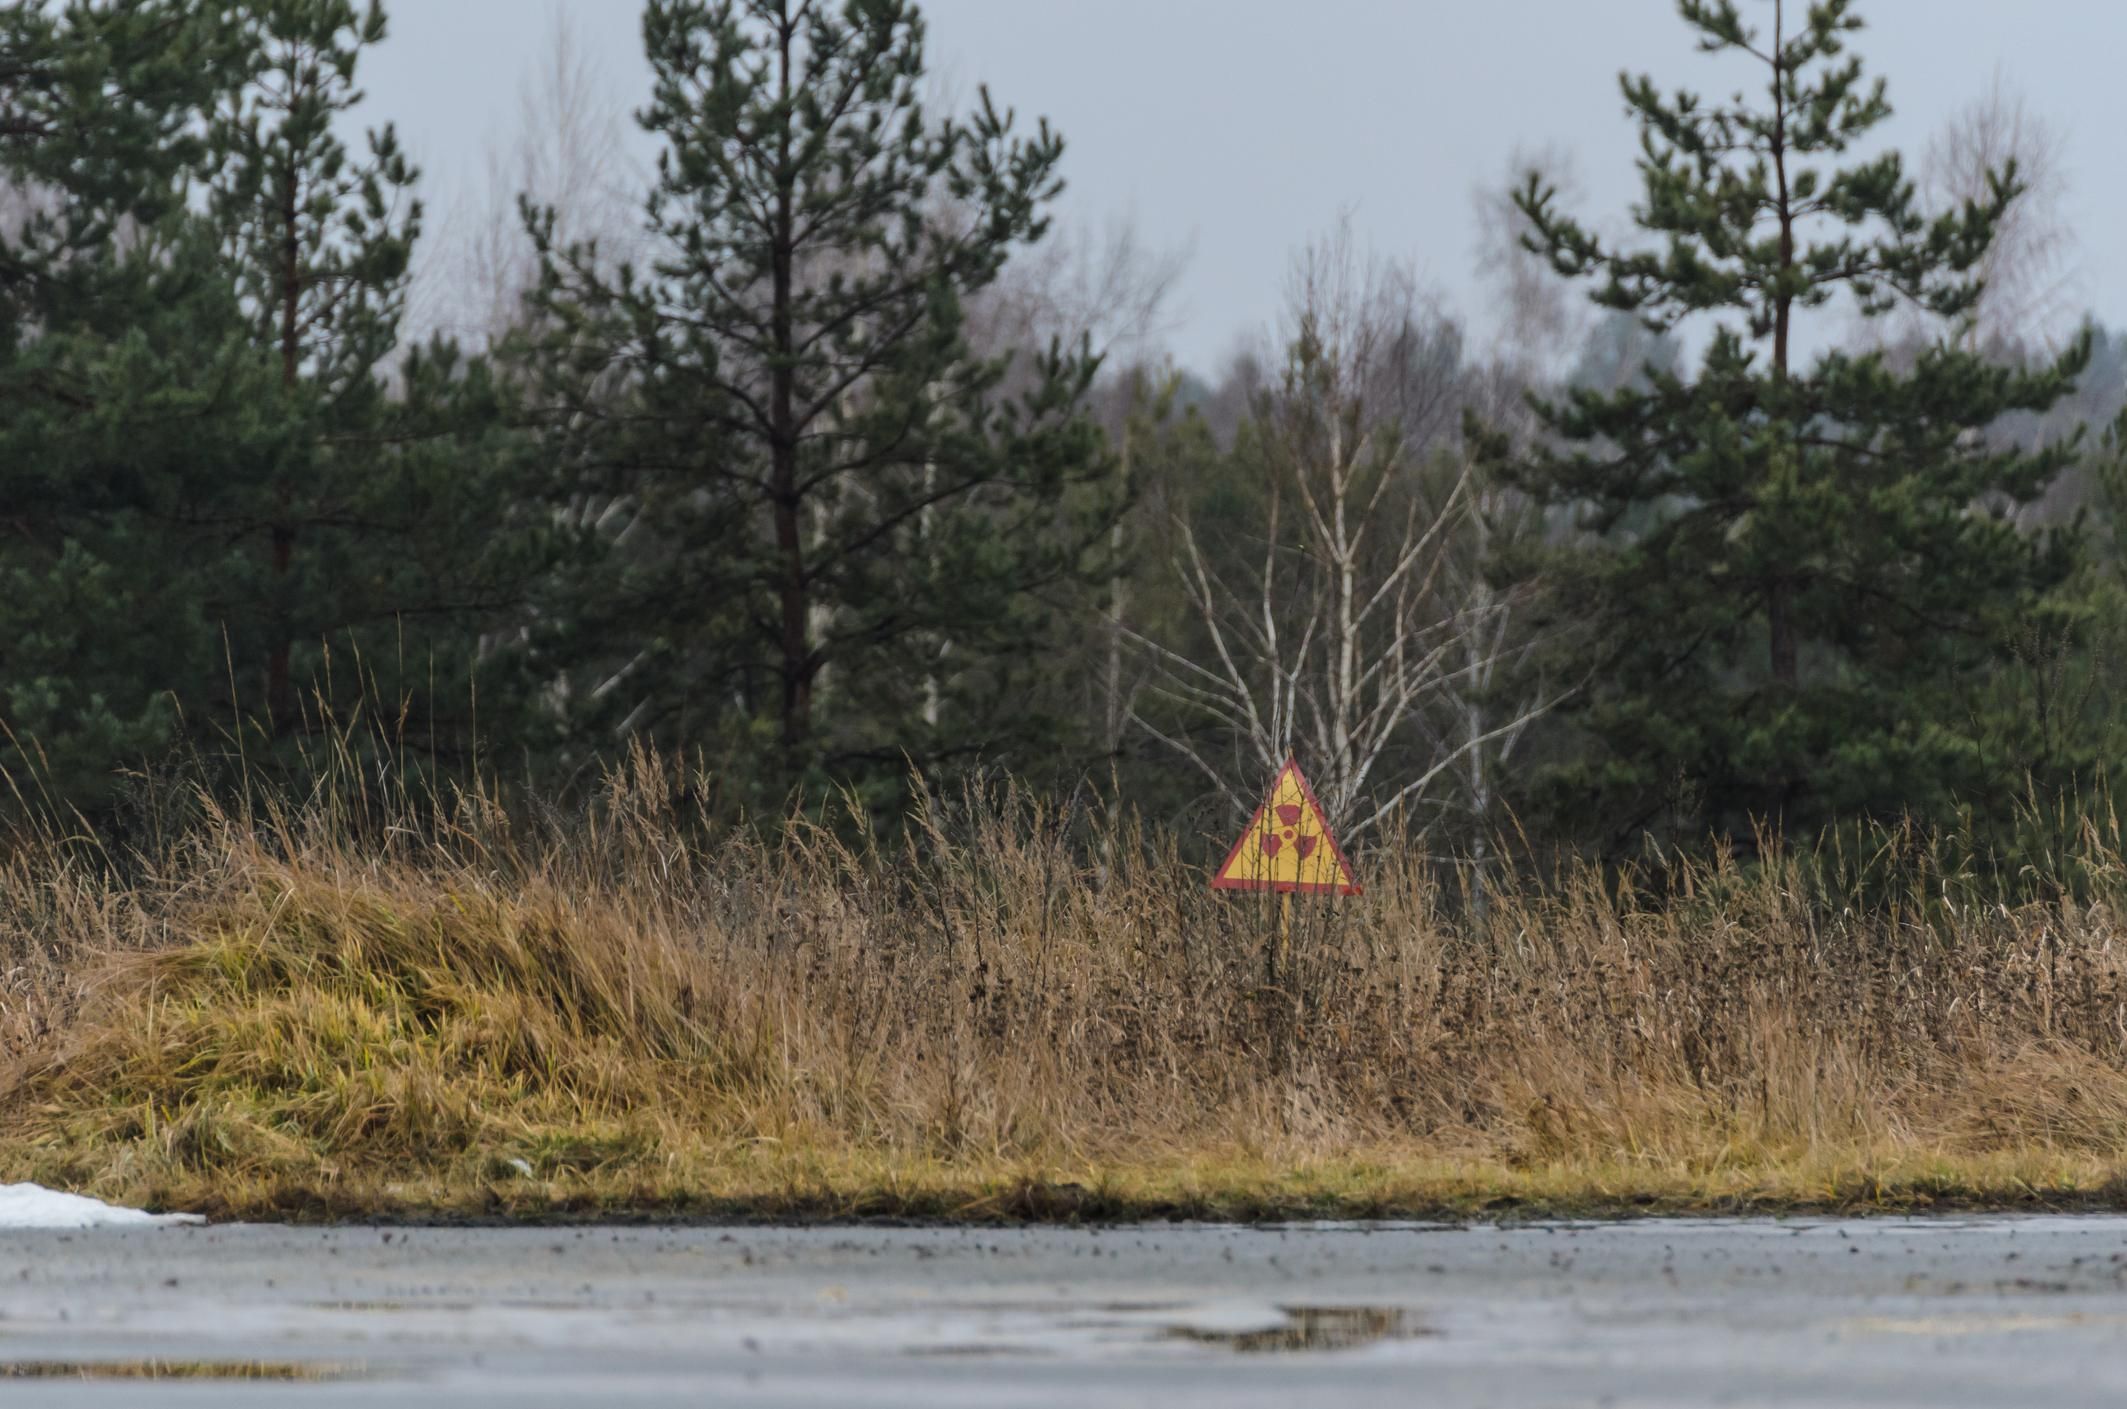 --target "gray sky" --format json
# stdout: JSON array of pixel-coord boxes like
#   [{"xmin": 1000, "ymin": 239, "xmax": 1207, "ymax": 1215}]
[{"xmin": 361, "ymin": 0, "xmax": 2119, "ymax": 372}]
